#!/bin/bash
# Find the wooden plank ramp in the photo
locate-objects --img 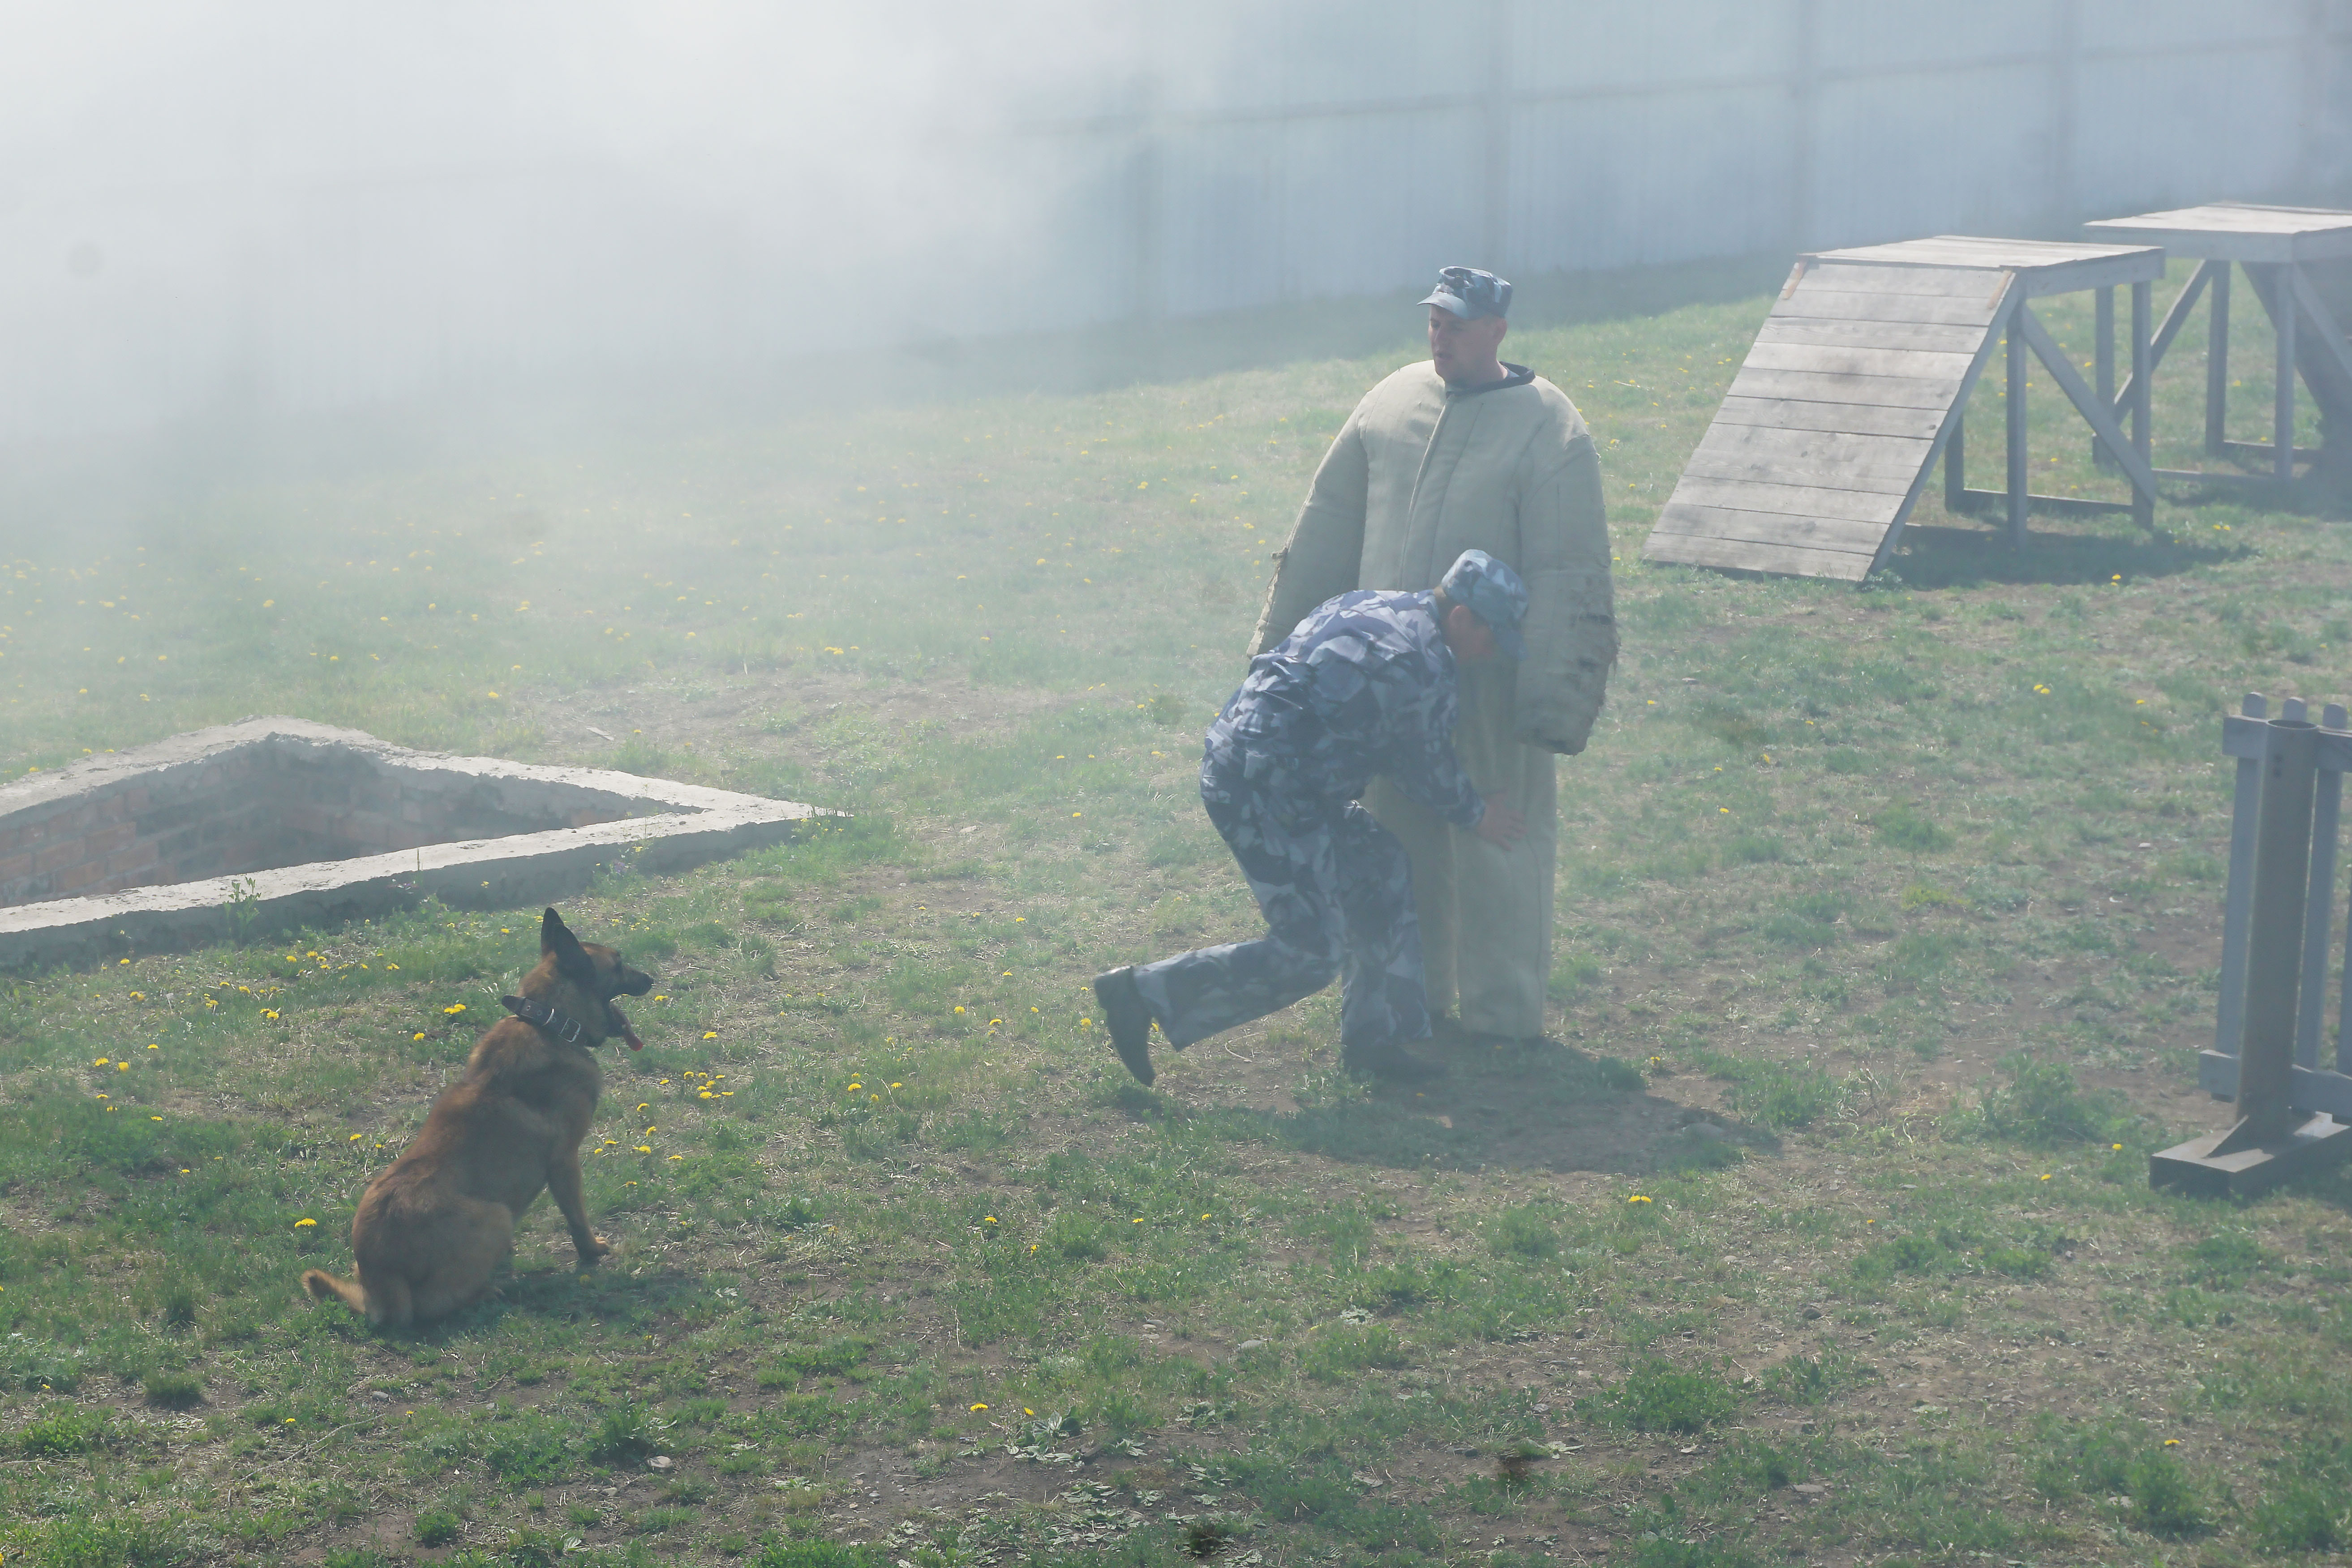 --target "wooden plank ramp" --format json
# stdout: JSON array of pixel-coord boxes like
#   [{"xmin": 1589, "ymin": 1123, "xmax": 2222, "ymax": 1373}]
[{"xmin": 1641, "ymin": 256, "xmax": 2009, "ymax": 581}]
